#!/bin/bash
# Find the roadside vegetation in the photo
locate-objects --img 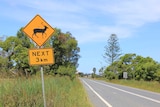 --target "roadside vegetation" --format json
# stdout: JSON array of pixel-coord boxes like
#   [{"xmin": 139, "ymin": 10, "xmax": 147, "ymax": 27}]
[
  {"xmin": 0, "ymin": 27, "xmax": 91, "ymax": 107},
  {"xmin": 103, "ymin": 53, "xmax": 160, "ymax": 82},
  {"xmin": 102, "ymin": 34, "xmax": 160, "ymax": 82},
  {"xmin": 0, "ymin": 76, "xmax": 92, "ymax": 107}
]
